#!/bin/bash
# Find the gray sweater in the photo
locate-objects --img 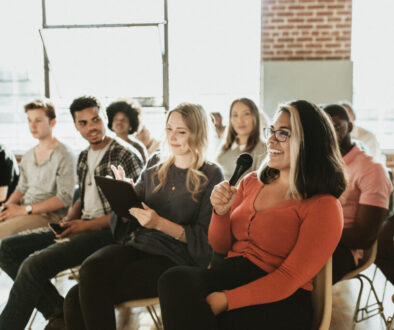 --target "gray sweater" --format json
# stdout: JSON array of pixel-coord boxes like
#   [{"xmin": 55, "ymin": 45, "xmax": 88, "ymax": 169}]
[
  {"xmin": 126, "ymin": 161, "xmax": 224, "ymax": 268},
  {"xmin": 216, "ymin": 140, "xmax": 267, "ymax": 184}
]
